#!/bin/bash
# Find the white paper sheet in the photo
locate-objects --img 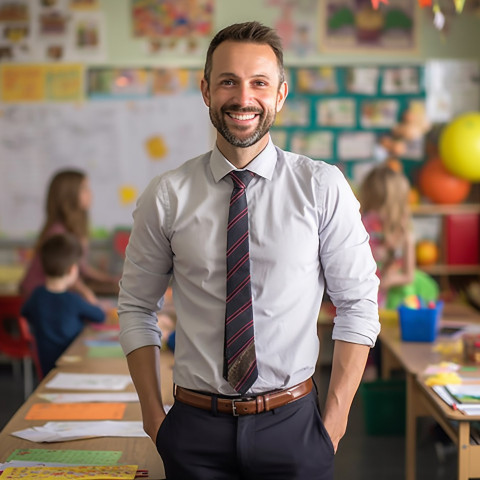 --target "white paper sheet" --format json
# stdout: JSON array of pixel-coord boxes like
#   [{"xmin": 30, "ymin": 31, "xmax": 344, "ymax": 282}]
[
  {"xmin": 45, "ymin": 373, "xmax": 132, "ymax": 391},
  {"xmin": 37, "ymin": 392, "xmax": 139, "ymax": 403},
  {"xmin": 11, "ymin": 421, "xmax": 147, "ymax": 443}
]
